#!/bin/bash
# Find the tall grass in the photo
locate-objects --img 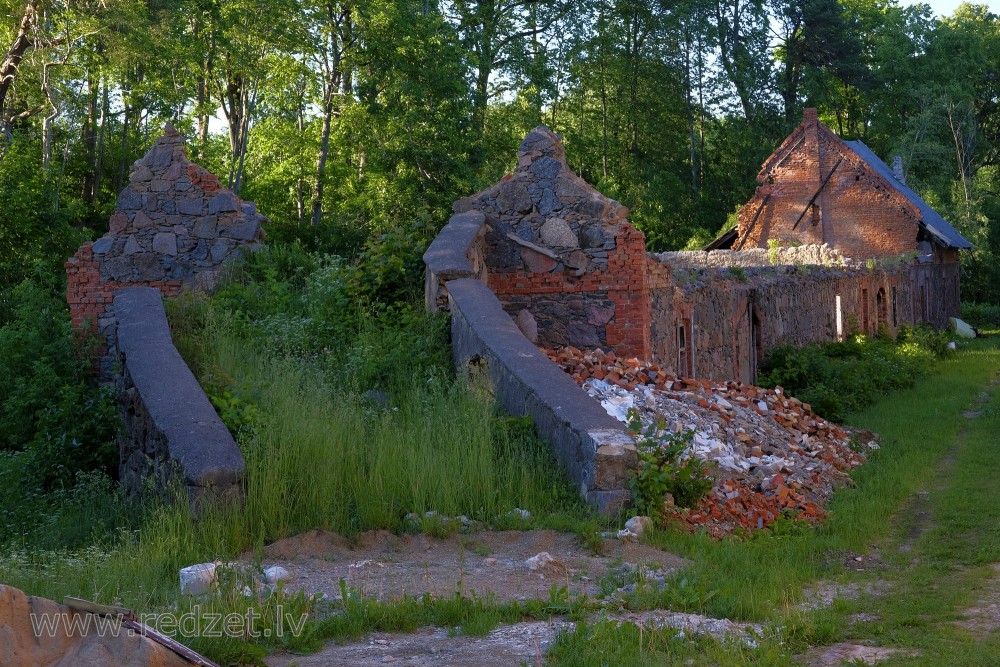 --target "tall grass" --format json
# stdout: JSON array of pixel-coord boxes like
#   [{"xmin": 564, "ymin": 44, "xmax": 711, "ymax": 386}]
[
  {"xmin": 0, "ymin": 303, "xmax": 581, "ymax": 613},
  {"xmin": 643, "ymin": 338, "xmax": 1000, "ymax": 621}
]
